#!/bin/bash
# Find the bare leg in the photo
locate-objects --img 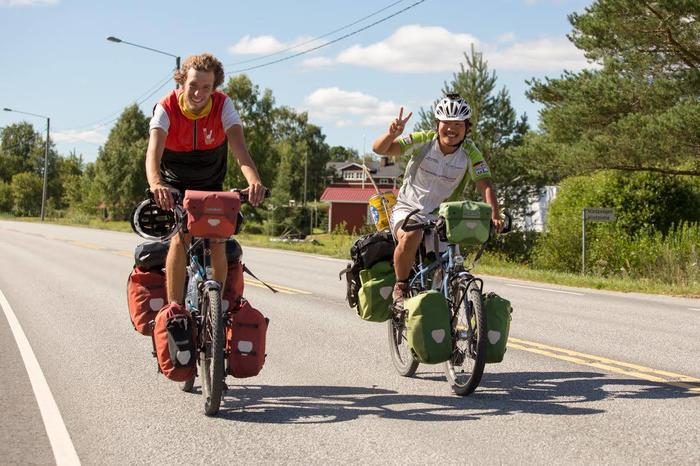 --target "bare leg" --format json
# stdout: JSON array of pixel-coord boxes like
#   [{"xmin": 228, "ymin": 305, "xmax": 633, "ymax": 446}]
[
  {"xmin": 210, "ymin": 241, "xmax": 228, "ymax": 287},
  {"xmin": 393, "ymin": 228, "xmax": 423, "ymax": 281},
  {"xmin": 166, "ymin": 233, "xmax": 190, "ymax": 304}
]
